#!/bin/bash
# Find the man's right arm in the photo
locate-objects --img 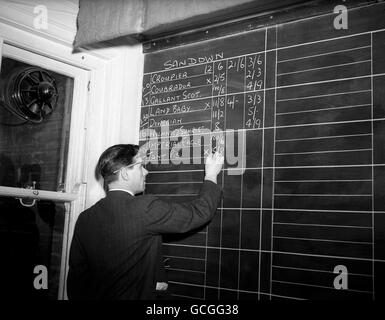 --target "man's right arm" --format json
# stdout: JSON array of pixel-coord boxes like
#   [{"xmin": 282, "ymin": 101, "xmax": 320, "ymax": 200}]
[
  {"xmin": 144, "ymin": 152, "xmax": 224, "ymax": 234},
  {"xmin": 144, "ymin": 179, "xmax": 222, "ymax": 234}
]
